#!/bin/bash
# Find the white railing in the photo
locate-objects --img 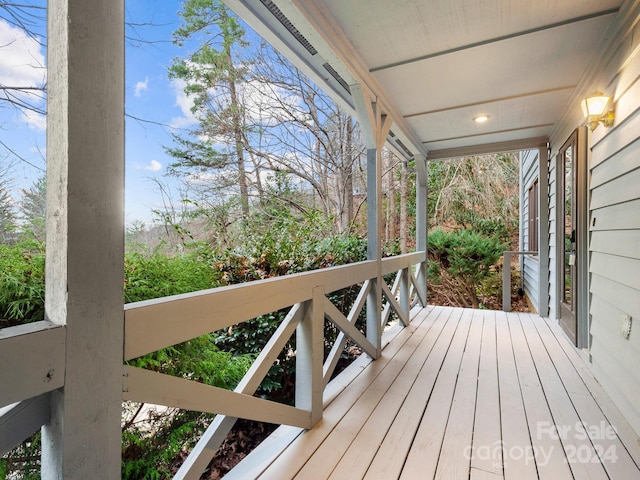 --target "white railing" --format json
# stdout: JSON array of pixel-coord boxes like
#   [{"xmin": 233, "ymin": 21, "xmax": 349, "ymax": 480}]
[
  {"xmin": 0, "ymin": 251, "xmax": 426, "ymax": 473},
  {"xmin": 122, "ymin": 251, "xmax": 426, "ymax": 479}
]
